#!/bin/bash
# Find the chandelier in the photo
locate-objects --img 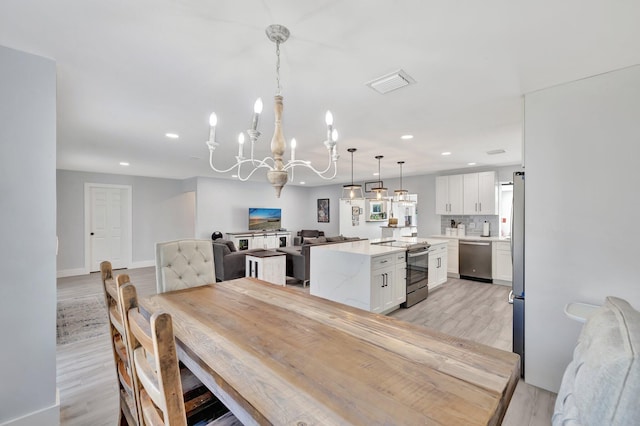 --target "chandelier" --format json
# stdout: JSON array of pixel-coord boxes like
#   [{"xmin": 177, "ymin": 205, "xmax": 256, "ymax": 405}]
[{"xmin": 205, "ymin": 24, "xmax": 339, "ymax": 197}]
